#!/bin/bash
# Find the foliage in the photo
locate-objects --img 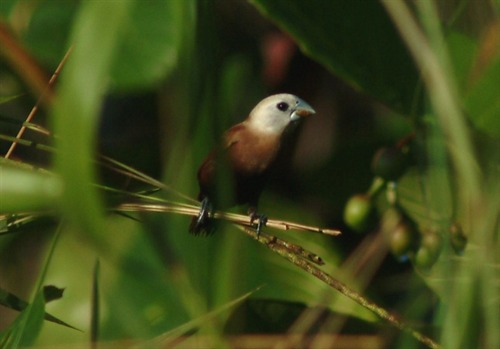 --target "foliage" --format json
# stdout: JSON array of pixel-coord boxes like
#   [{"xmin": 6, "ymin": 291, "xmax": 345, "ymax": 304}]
[{"xmin": 0, "ymin": 0, "xmax": 498, "ymax": 348}]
